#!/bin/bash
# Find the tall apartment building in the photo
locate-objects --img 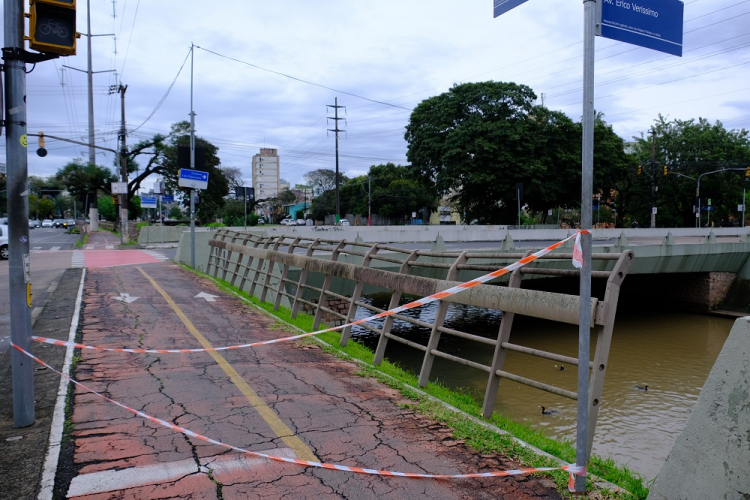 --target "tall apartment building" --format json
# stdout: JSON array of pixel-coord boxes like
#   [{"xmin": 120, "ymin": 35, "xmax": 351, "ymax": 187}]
[{"xmin": 251, "ymin": 148, "xmax": 280, "ymax": 200}]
